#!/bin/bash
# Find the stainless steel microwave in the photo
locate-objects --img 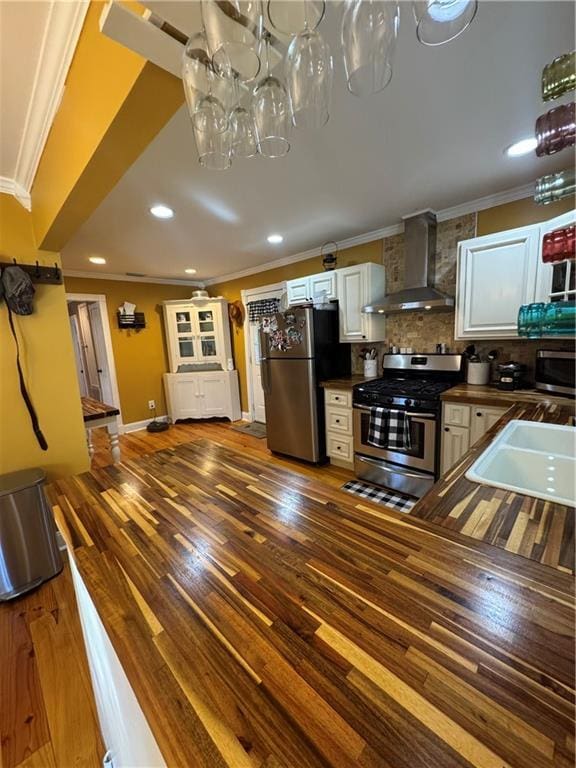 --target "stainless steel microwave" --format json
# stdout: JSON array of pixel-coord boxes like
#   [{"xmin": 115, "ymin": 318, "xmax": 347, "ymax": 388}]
[{"xmin": 535, "ymin": 350, "xmax": 575, "ymax": 396}]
